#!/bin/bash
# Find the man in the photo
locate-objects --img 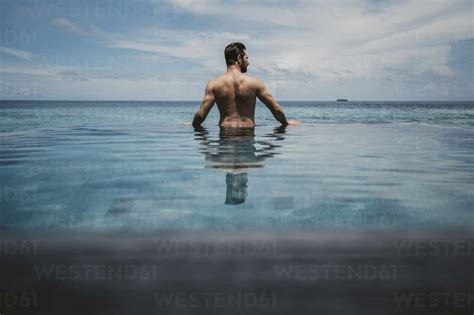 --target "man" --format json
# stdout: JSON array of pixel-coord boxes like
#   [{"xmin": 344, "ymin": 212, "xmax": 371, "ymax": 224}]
[{"xmin": 192, "ymin": 42, "xmax": 299, "ymax": 128}]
